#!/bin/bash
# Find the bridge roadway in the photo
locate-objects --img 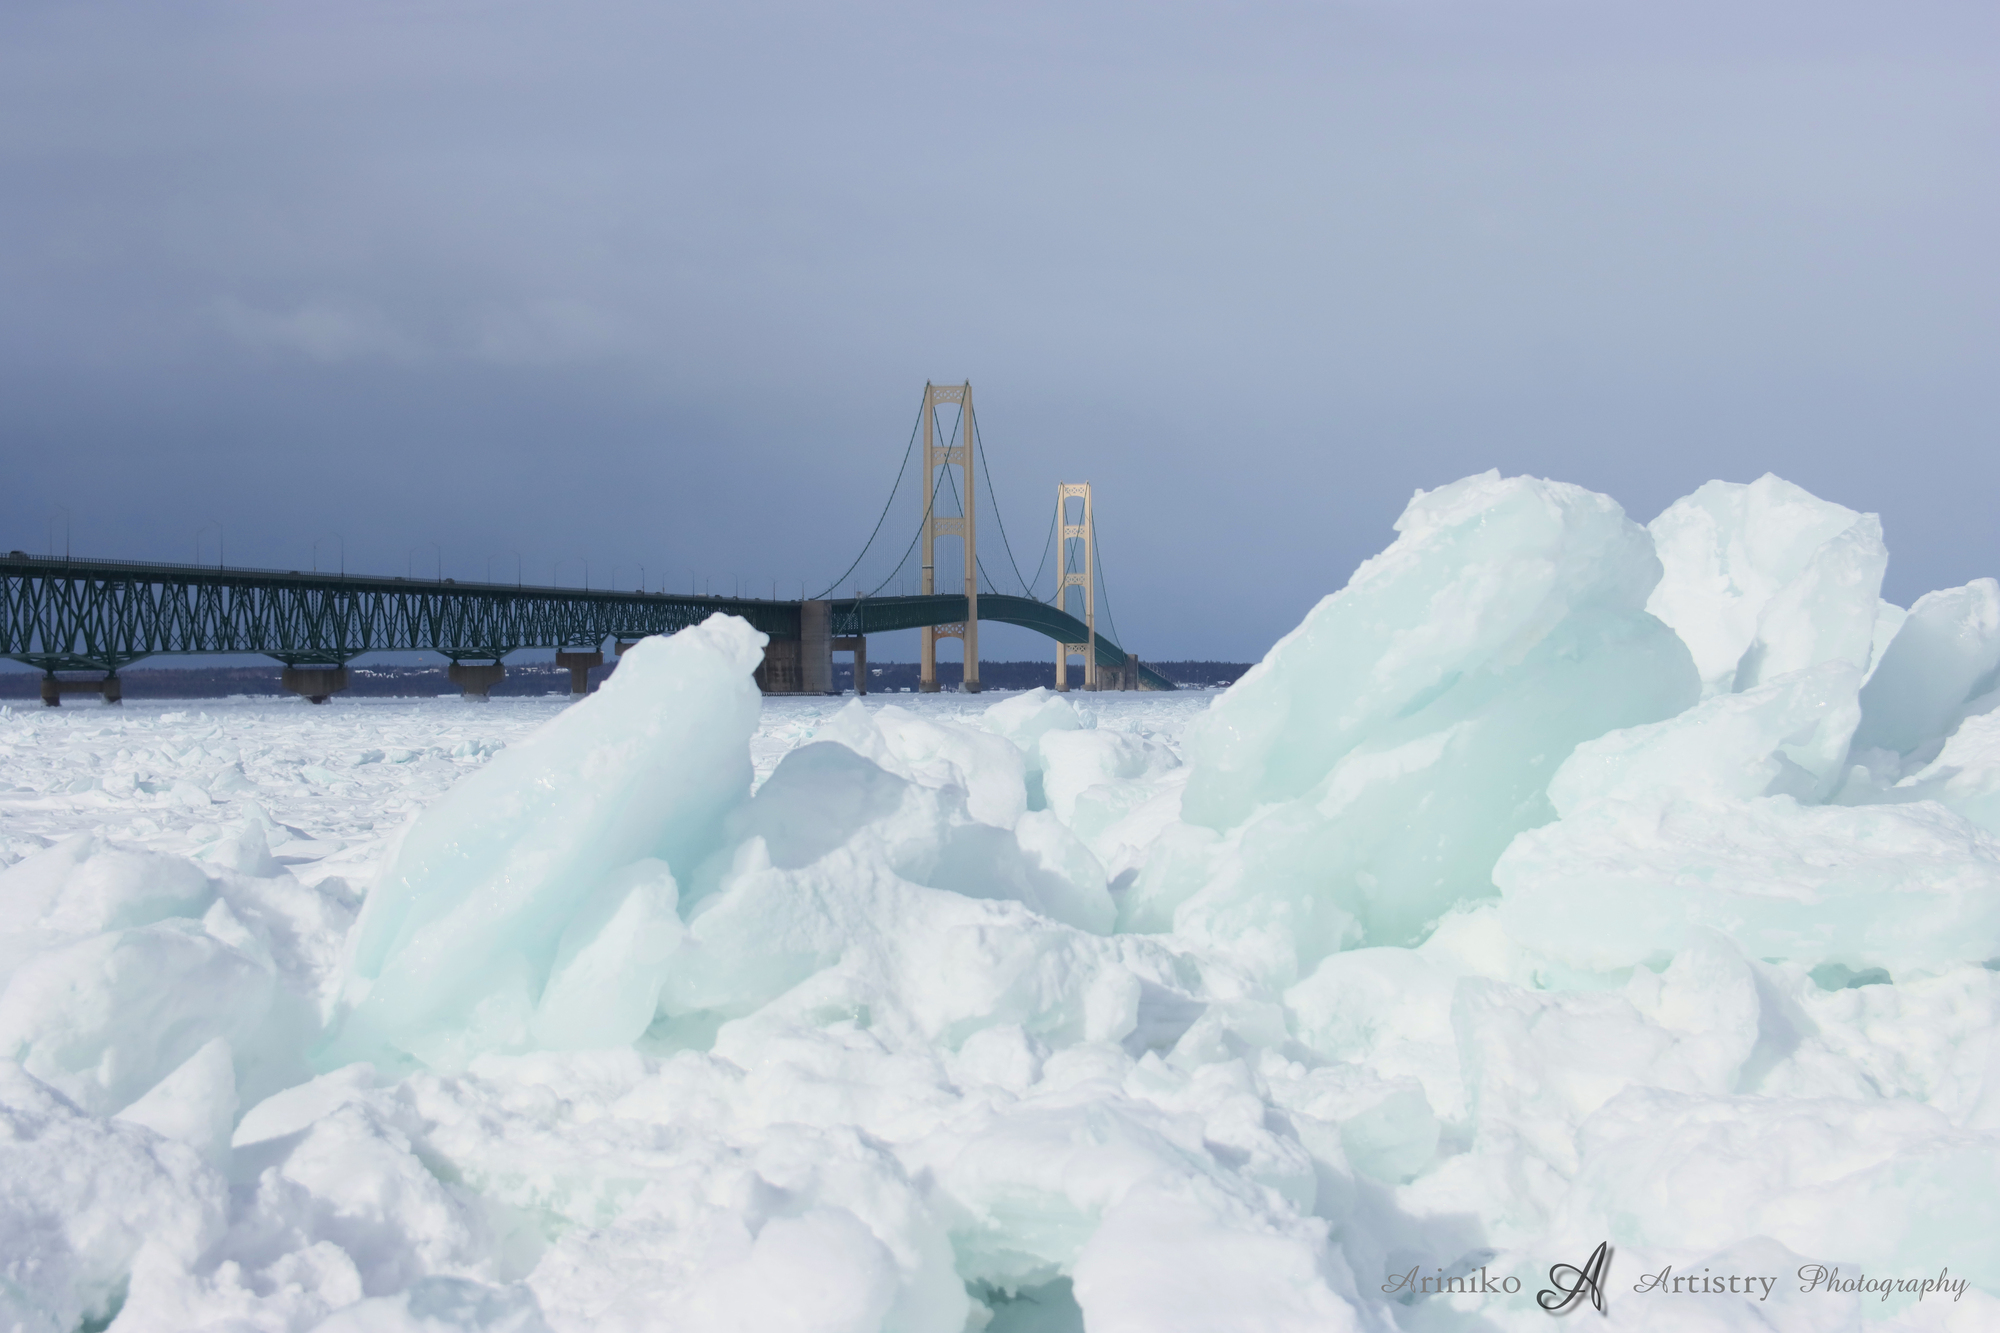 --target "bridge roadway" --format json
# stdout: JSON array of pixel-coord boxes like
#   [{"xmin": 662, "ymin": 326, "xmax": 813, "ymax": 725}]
[{"xmin": 1, "ymin": 552, "xmax": 1172, "ymax": 698}]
